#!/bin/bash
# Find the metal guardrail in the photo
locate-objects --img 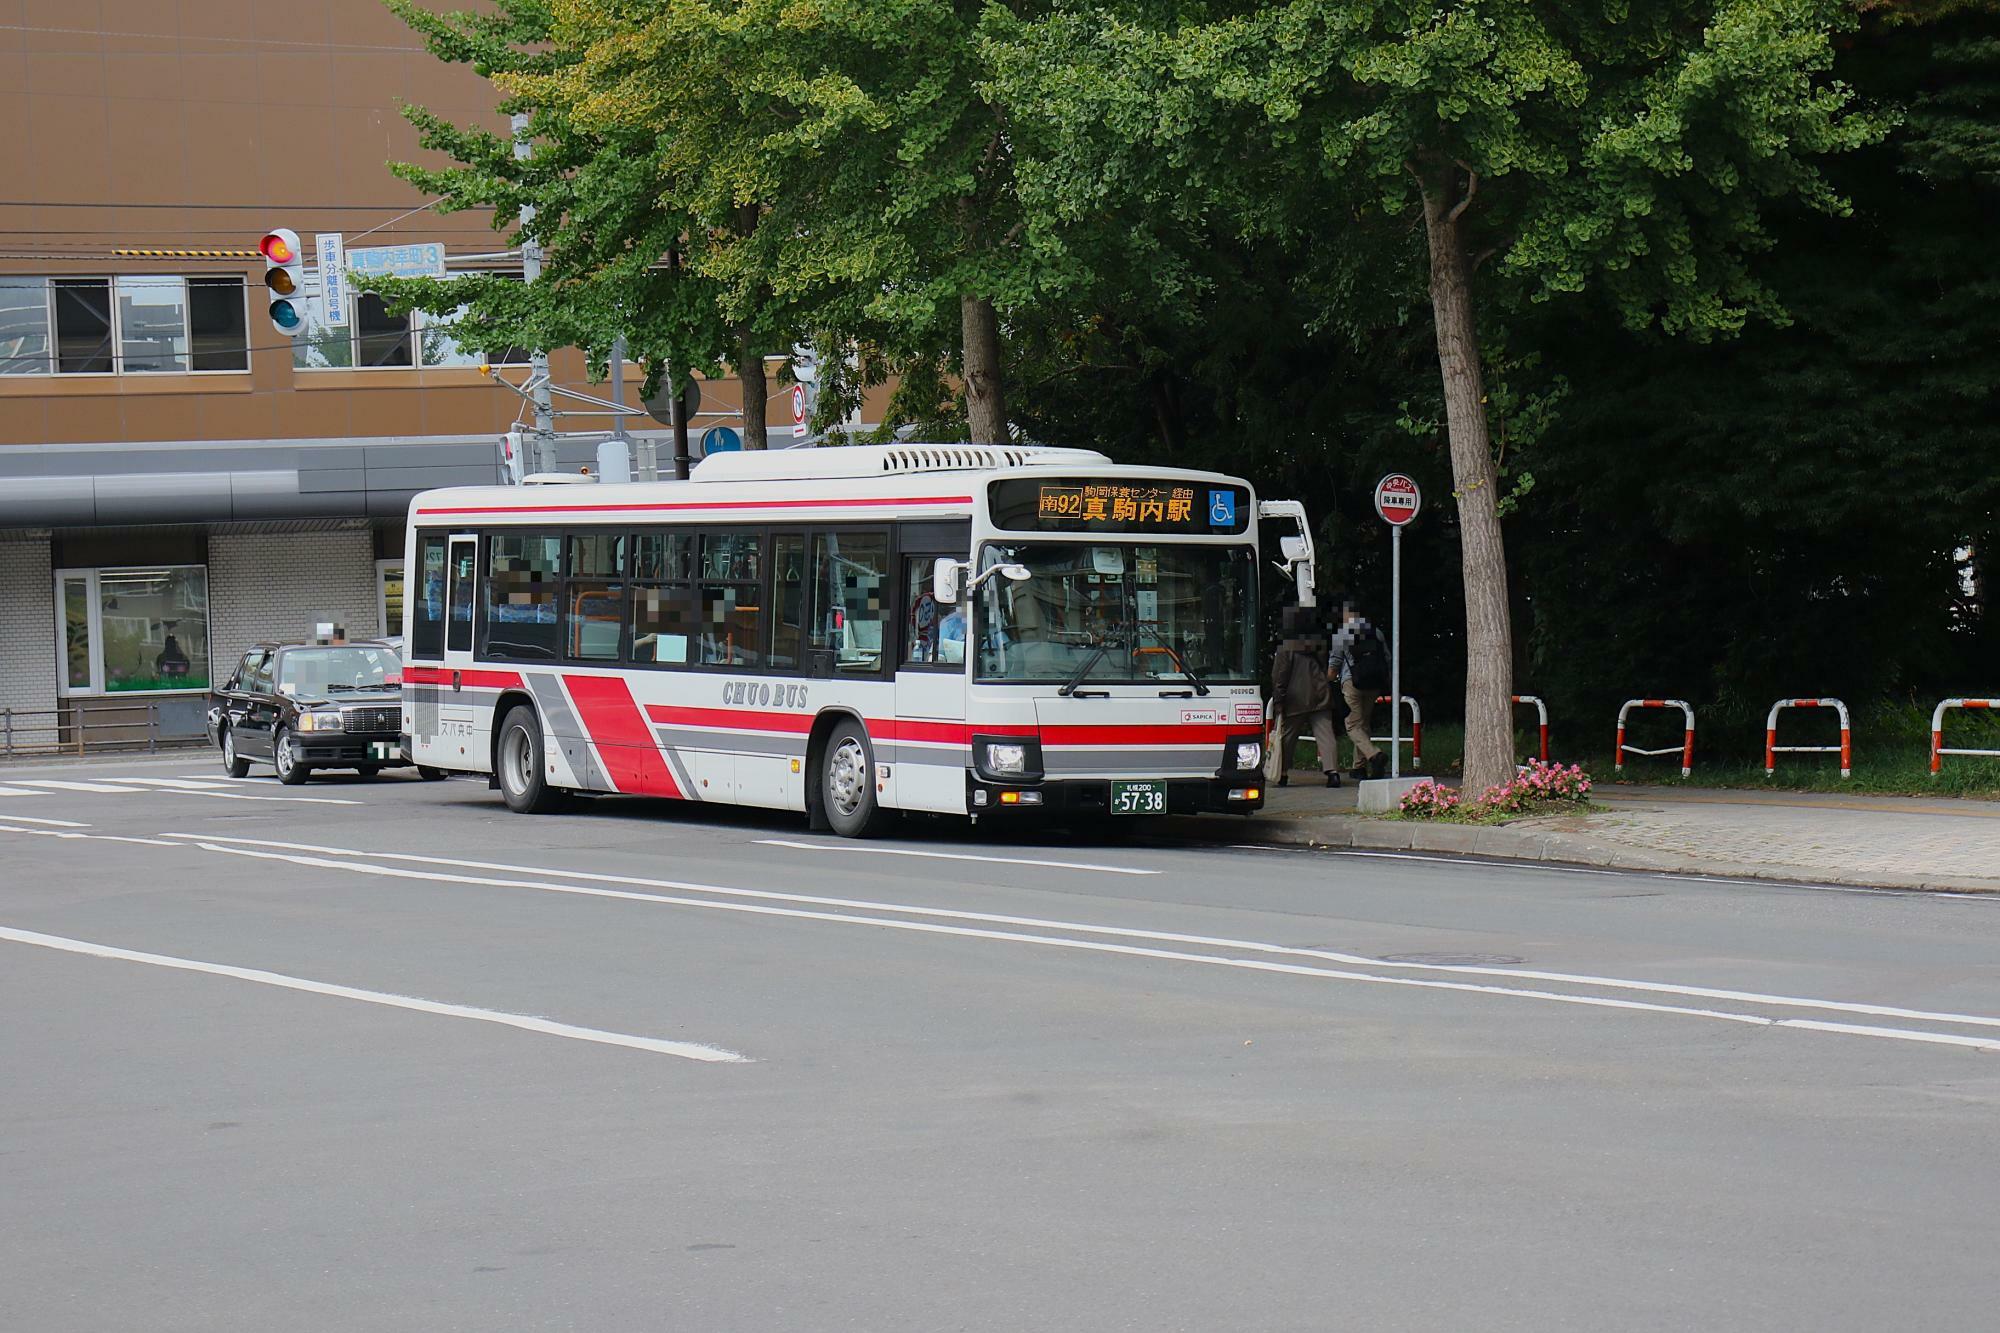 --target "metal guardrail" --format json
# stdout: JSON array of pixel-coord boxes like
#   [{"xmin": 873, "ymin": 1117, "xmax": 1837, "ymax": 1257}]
[{"xmin": 0, "ymin": 701, "xmax": 209, "ymax": 758}]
